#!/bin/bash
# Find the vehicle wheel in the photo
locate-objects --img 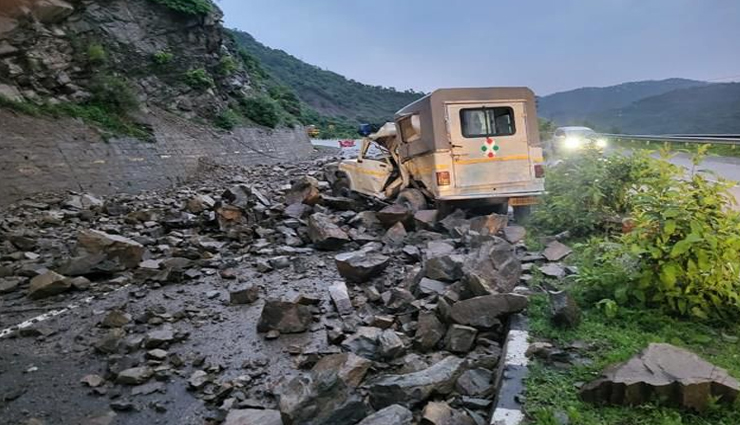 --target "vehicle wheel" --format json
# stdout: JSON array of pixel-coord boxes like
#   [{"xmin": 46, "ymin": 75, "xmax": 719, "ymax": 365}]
[
  {"xmin": 396, "ymin": 188, "xmax": 428, "ymax": 213},
  {"xmin": 332, "ymin": 176, "xmax": 351, "ymax": 197},
  {"xmin": 513, "ymin": 206, "xmax": 532, "ymax": 223}
]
